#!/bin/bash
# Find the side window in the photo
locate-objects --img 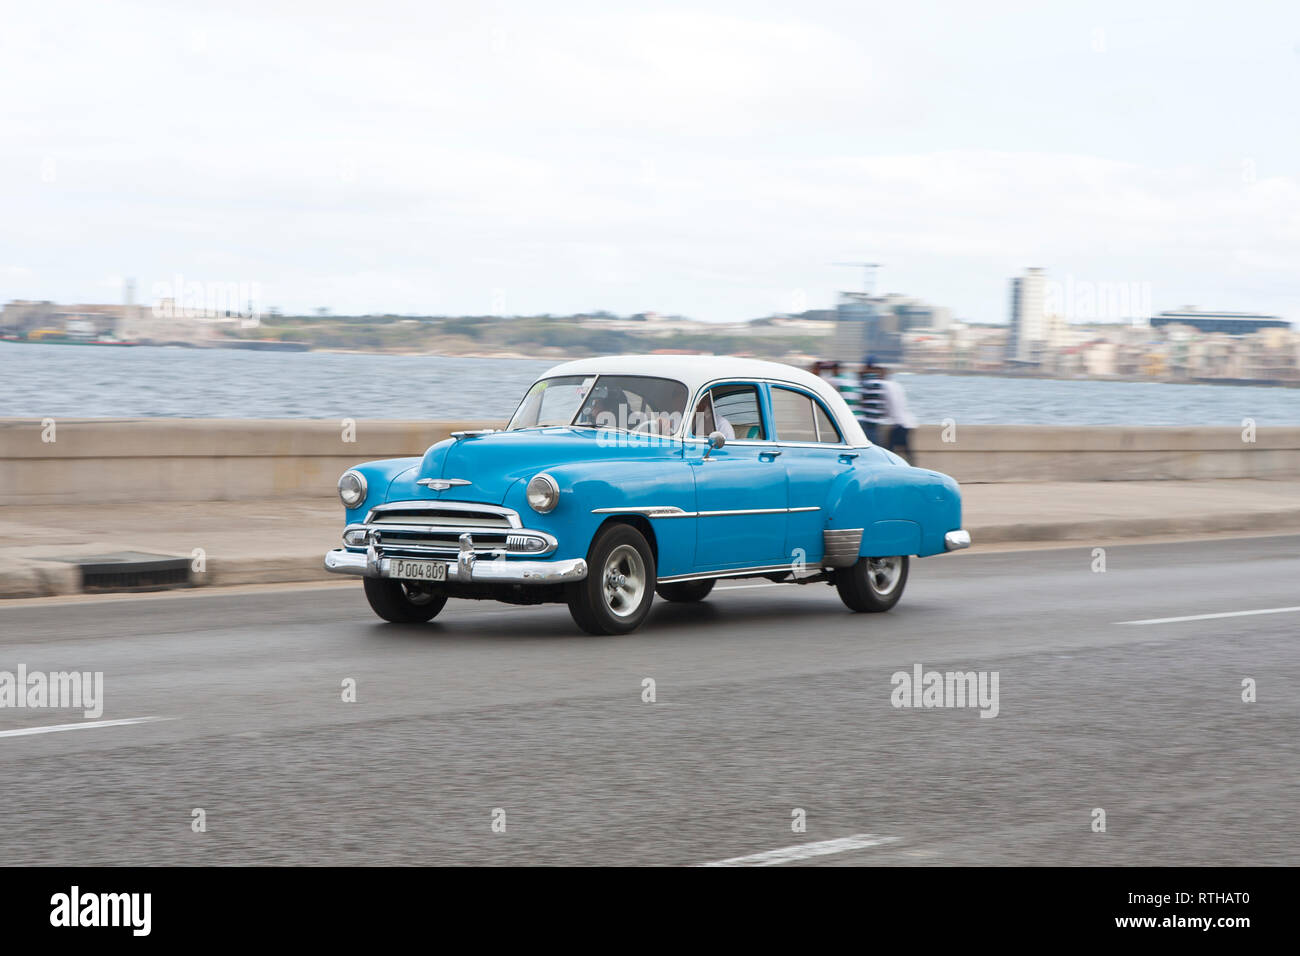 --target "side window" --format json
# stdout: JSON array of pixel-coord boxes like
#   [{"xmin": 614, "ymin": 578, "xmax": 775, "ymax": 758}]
[
  {"xmin": 691, "ymin": 384, "xmax": 765, "ymax": 440},
  {"xmin": 771, "ymin": 387, "xmax": 817, "ymax": 442},
  {"xmin": 812, "ymin": 401, "xmax": 842, "ymax": 443}
]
